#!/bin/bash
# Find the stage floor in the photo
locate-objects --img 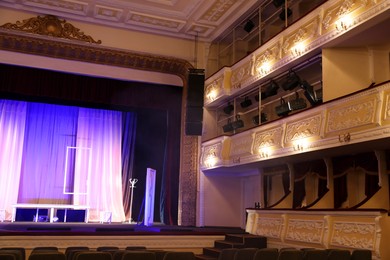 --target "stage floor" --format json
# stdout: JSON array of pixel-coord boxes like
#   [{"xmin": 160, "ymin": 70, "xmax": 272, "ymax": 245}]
[{"xmin": 0, "ymin": 221, "xmax": 245, "ymax": 236}]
